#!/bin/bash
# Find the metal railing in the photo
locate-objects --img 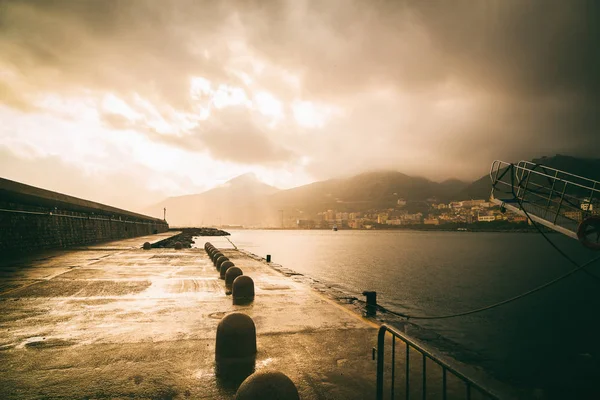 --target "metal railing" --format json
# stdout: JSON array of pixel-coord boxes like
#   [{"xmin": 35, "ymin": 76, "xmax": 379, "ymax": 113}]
[
  {"xmin": 489, "ymin": 160, "xmax": 600, "ymax": 243},
  {"xmin": 376, "ymin": 324, "xmax": 500, "ymax": 400}
]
